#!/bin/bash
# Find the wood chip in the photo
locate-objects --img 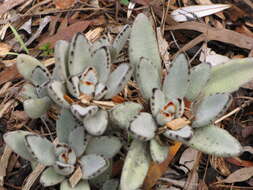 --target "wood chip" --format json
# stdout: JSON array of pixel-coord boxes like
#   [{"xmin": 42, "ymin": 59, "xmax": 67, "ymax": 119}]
[
  {"xmin": 69, "ymin": 166, "xmax": 82, "ymax": 188},
  {"xmin": 165, "ymin": 118, "xmax": 190, "ymax": 130}
]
